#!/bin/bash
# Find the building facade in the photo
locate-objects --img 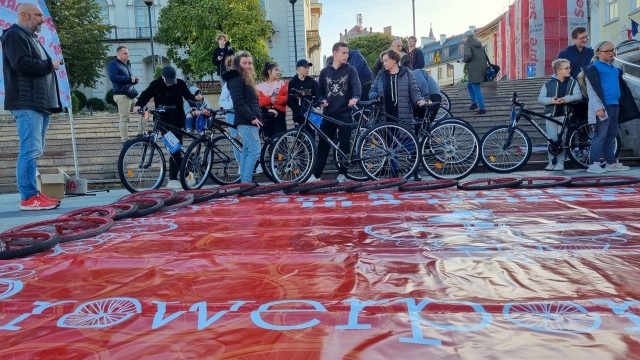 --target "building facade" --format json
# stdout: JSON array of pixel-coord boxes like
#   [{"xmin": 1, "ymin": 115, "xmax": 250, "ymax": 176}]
[{"xmin": 590, "ymin": 0, "xmax": 640, "ymax": 46}]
